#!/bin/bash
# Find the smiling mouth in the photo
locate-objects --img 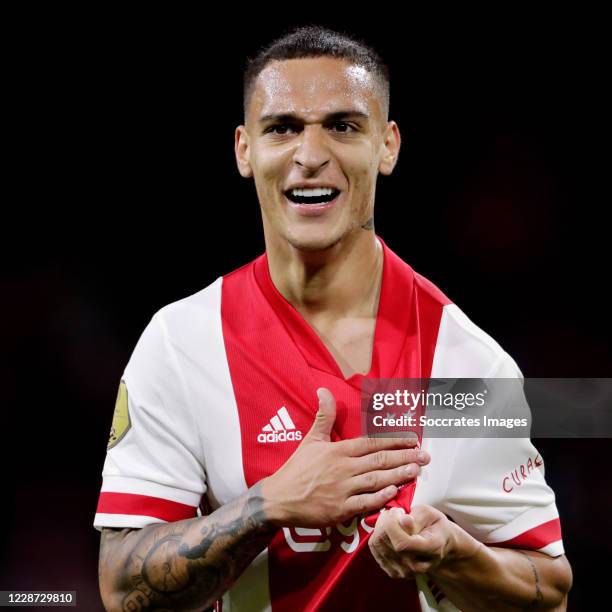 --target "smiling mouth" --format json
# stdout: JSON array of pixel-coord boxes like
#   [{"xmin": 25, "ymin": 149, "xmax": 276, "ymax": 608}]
[{"xmin": 284, "ymin": 187, "xmax": 341, "ymax": 205}]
